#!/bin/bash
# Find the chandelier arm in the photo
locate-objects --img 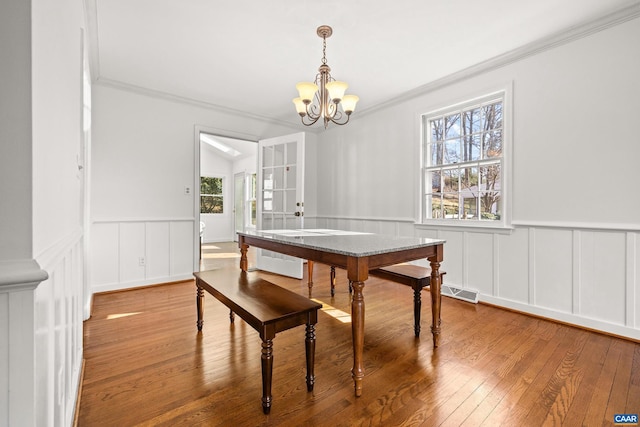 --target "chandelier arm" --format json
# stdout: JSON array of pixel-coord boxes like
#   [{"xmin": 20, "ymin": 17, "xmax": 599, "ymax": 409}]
[
  {"xmin": 328, "ymin": 110, "xmax": 352, "ymax": 126},
  {"xmin": 301, "ymin": 114, "xmax": 321, "ymax": 126}
]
